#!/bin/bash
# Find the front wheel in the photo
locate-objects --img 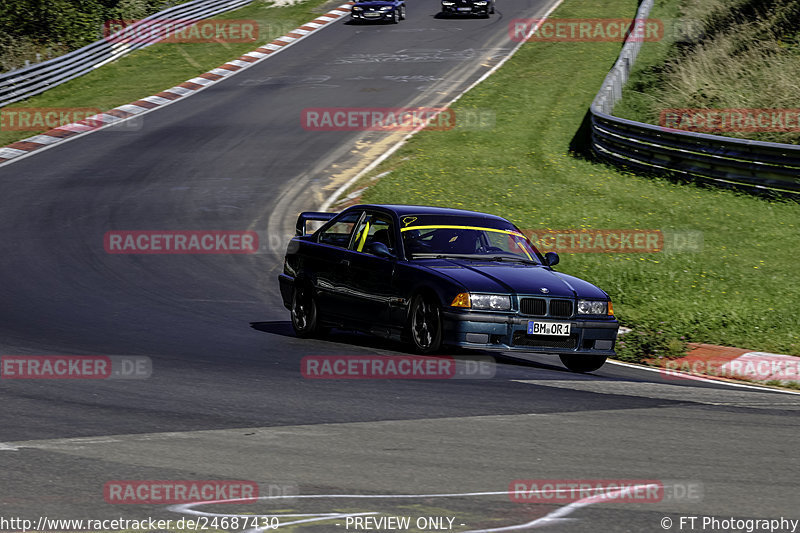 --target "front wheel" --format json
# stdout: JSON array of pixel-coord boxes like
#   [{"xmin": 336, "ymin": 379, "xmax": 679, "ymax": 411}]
[
  {"xmin": 391, "ymin": 9, "xmax": 400, "ymax": 23},
  {"xmin": 291, "ymin": 285, "xmax": 322, "ymax": 338},
  {"xmin": 559, "ymin": 354, "xmax": 607, "ymax": 373},
  {"xmin": 409, "ymin": 293, "xmax": 443, "ymax": 354},
  {"xmin": 399, "ymin": 5, "xmax": 406, "ymax": 19}
]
